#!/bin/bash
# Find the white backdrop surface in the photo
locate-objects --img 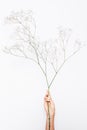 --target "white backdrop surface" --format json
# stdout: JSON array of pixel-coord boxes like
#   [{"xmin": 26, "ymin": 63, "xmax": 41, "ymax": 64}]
[{"xmin": 0, "ymin": 0, "xmax": 87, "ymax": 130}]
